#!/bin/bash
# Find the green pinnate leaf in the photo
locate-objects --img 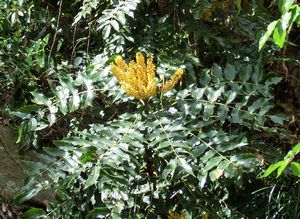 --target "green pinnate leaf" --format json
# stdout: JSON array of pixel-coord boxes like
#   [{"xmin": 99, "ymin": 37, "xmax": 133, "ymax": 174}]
[
  {"xmin": 269, "ymin": 114, "xmax": 288, "ymax": 125},
  {"xmin": 207, "ymin": 87, "xmax": 224, "ymax": 102},
  {"xmin": 239, "ymin": 64, "xmax": 252, "ymax": 81},
  {"xmin": 231, "ymin": 109, "xmax": 243, "ymax": 124},
  {"xmin": 85, "ymin": 165, "xmax": 100, "ymax": 189},
  {"xmin": 224, "ymin": 63, "xmax": 237, "ymax": 81},
  {"xmin": 202, "ymin": 156, "xmax": 223, "ymax": 172},
  {"xmin": 213, "ymin": 63, "xmax": 223, "ymax": 80},
  {"xmin": 218, "ymin": 105, "xmax": 229, "ymax": 123},
  {"xmin": 178, "ymin": 157, "xmax": 194, "ymax": 176},
  {"xmin": 102, "ymin": 24, "xmax": 111, "ymax": 39},
  {"xmin": 200, "ymin": 69, "xmax": 211, "ymax": 86},
  {"xmin": 226, "ymin": 91, "xmax": 237, "ymax": 104}
]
